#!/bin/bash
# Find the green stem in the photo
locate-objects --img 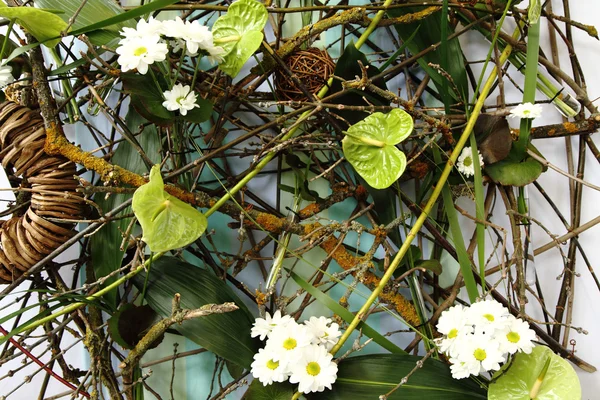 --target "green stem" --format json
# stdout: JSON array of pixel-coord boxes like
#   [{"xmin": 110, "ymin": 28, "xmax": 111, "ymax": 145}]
[
  {"xmin": 330, "ymin": 25, "xmax": 518, "ymax": 357},
  {"xmin": 205, "ymin": 0, "xmax": 394, "ymax": 218},
  {"xmin": 0, "ymin": 252, "xmax": 165, "ymax": 344},
  {"xmin": 0, "ymin": 19, "xmax": 15, "ymax": 61}
]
